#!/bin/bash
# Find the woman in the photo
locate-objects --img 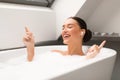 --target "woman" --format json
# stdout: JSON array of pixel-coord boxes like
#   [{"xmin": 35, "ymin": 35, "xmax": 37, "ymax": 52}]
[{"xmin": 23, "ymin": 17, "xmax": 106, "ymax": 61}]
